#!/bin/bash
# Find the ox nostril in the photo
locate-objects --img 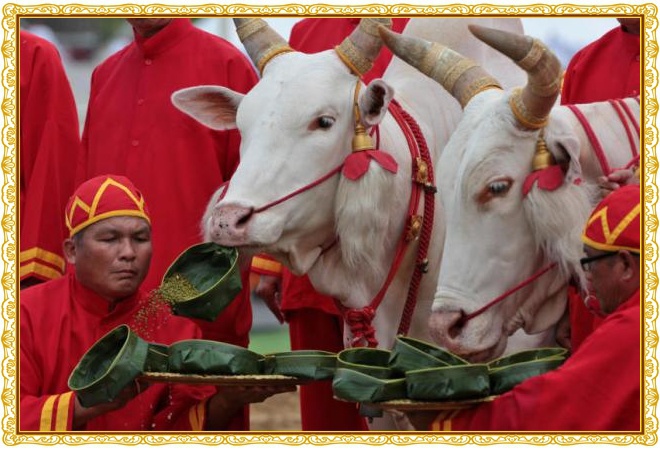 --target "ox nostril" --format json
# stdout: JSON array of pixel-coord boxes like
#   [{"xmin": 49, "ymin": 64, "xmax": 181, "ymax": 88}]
[
  {"xmin": 235, "ymin": 207, "xmax": 254, "ymax": 228},
  {"xmin": 447, "ymin": 311, "xmax": 467, "ymax": 339},
  {"xmin": 429, "ymin": 310, "xmax": 467, "ymax": 344}
]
